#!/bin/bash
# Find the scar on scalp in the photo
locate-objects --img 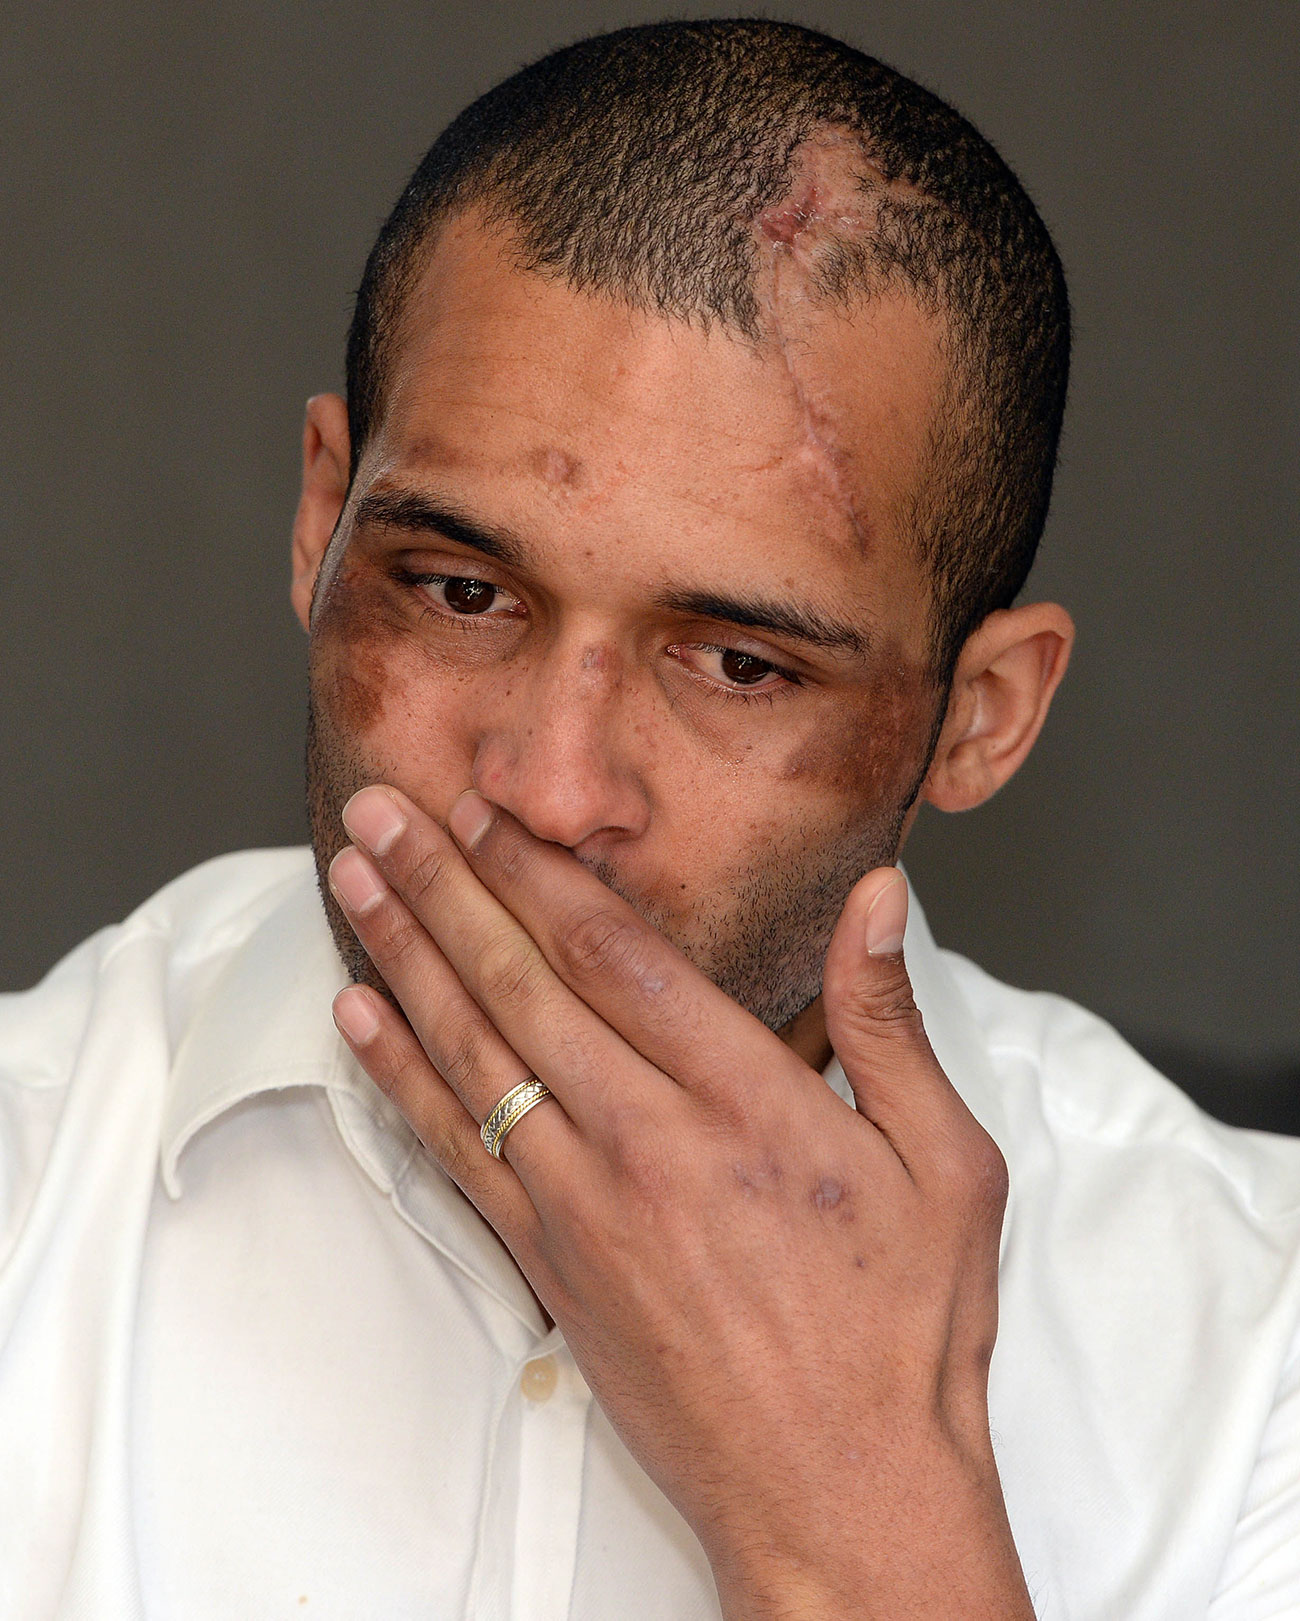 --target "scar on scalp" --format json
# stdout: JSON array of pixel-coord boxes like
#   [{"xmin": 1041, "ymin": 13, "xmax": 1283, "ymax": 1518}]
[
  {"xmin": 752, "ymin": 130, "xmax": 922, "ymax": 551},
  {"xmin": 755, "ymin": 128, "xmax": 919, "ymax": 274}
]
